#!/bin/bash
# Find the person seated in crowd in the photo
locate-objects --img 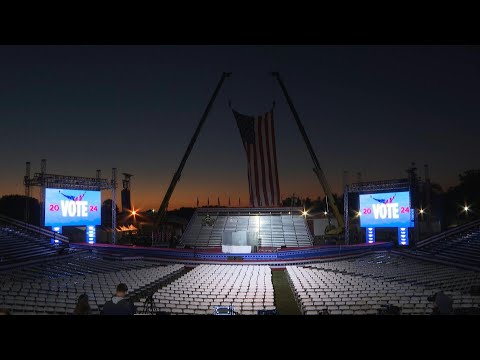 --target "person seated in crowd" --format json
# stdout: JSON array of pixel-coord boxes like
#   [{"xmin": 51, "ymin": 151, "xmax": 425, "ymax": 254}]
[
  {"xmin": 73, "ymin": 293, "xmax": 91, "ymax": 315},
  {"xmin": 0, "ymin": 308, "xmax": 11, "ymax": 315},
  {"xmin": 101, "ymin": 283, "xmax": 136, "ymax": 315}
]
